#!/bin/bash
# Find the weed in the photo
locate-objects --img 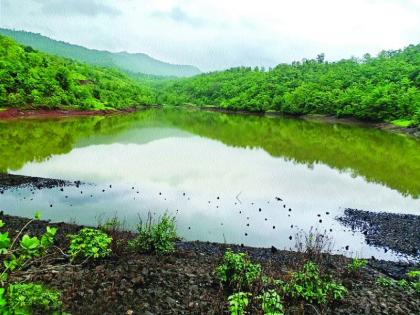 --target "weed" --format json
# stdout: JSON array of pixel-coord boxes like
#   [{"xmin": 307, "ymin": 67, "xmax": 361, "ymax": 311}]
[
  {"xmin": 216, "ymin": 249, "xmax": 262, "ymax": 289},
  {"xmin": 68, "ymin": 228, "xmax": 112, "ymax": 260},
  {"xmin": 346, "ymin": 258, "xmax": 368, "ymax": 275},
  {"xmin": 228, "ymin": 292, "xmax": 250, "ymax": 315},
  {"xmin": 376, "ymin": 276, "xmax": 394, "ymax": 287},
  {"xmin": 129, "ymin": 212, "xmax": 178, "ymax": 254},
  {"xmin": 284, "ymin": 261, "xmax": 346, "ymax": 304},
  {"xmin": 258, "ymin": 289, "xmax": 284, "ymax": 315}
]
